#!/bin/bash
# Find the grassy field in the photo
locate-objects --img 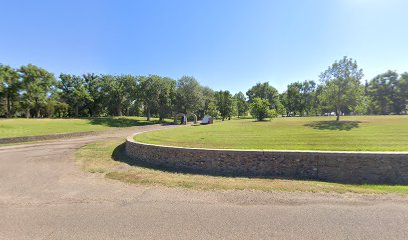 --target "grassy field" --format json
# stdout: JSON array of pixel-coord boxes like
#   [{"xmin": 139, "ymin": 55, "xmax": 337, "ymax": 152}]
[
  {"xmin": 0, "ymin": 117, "xmax": 169, "ymax": 138},
  {"xmin": 135, "ymin": 115, "xmax": 408, "ymax": 151},
  {"xmin": 75, "ymin": 138, "xmax": 408, "ymax": 194}
]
